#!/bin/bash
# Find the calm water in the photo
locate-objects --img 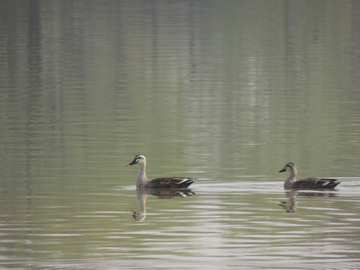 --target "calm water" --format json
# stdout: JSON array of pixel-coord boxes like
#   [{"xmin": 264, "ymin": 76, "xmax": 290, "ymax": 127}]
[{"xmin": 1, "ymin": 1, "xmax": 360, "ymax": 269}]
